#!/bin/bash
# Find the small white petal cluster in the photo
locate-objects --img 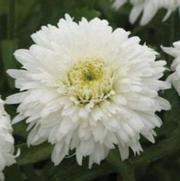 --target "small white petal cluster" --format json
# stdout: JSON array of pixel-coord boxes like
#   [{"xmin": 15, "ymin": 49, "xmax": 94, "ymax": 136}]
[
  {"xmin": 7, "ymin": 15, "xmax": 170, "ymax": 167},
  {"xmin": 163, "ymin": 41, "xmax": 180, "ymax": 95},
  {"xmin": 0, "ymin": 98, "xmax": 15, "ymax": 181},
  {"xmin": 113, "ymin": 0, "xmax": 180, "ymax": 25},
  {"xmin": 113, "ymin": 0, "xmax": 127, "ymax": 9}
]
